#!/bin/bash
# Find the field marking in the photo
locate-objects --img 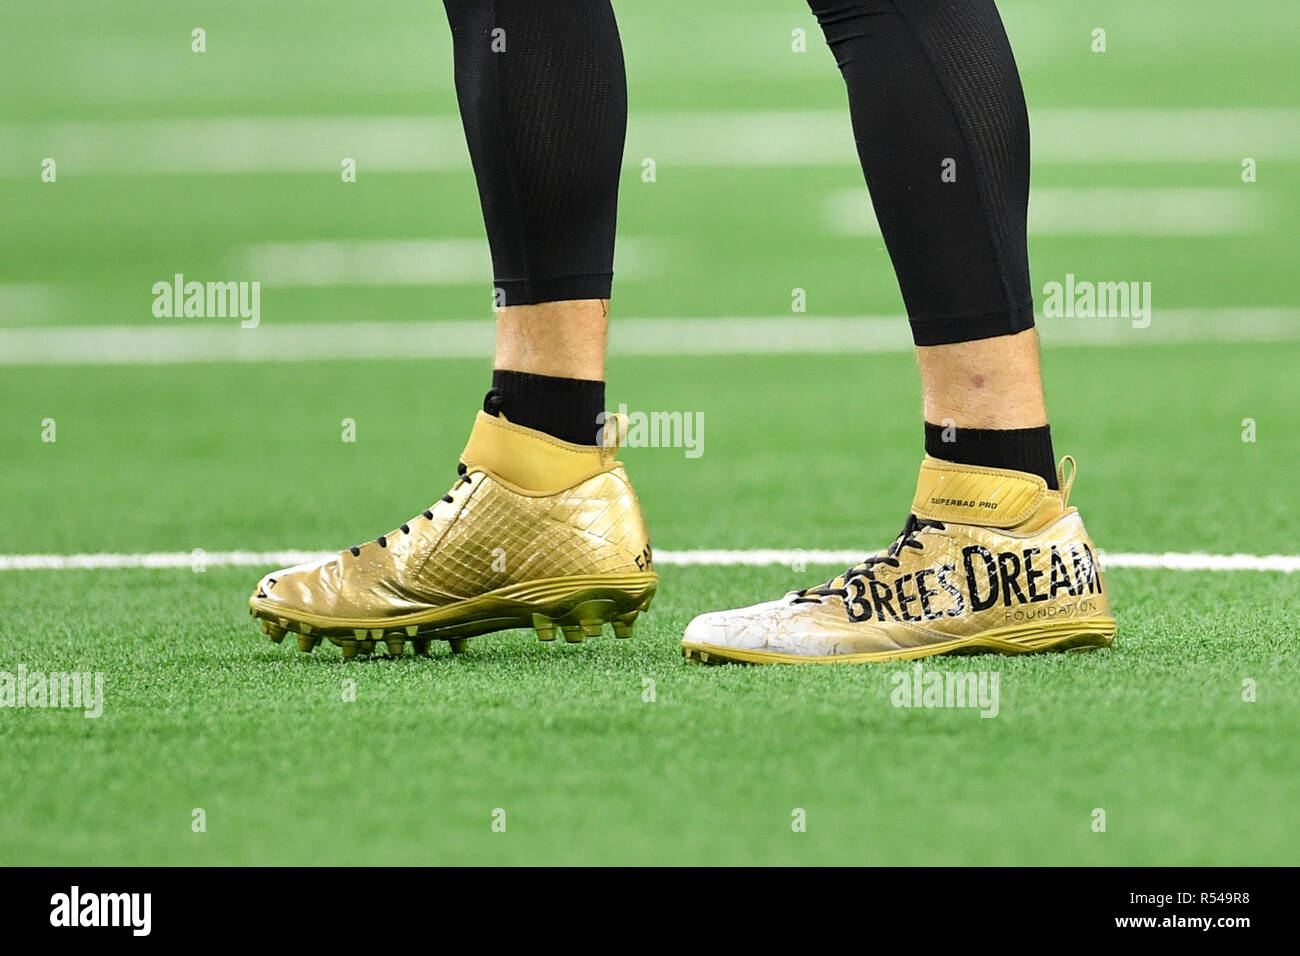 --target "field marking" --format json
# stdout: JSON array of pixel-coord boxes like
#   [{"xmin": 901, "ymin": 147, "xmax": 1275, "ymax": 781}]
[
  {"xmin": 0, "ymin": 308, "xmax": 1296, "ymax": 366},
  {"xmin": 3, "ymin": 109, "xmax": 1298, "ymax": 176},
  {"xmin": 0, "ymin": 550, "xmax": 1295, "ymax": 573},
  {"xmin": 239, "ymin": 237, "xmax": 663, "ymax": 287},
  {"xmin": 826, "ymin": 187, "xmax": 1269, "ymax": 237},
  {"xmin": 0, "ymin": 284, "xmax": 63, "ymax": 325}
]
